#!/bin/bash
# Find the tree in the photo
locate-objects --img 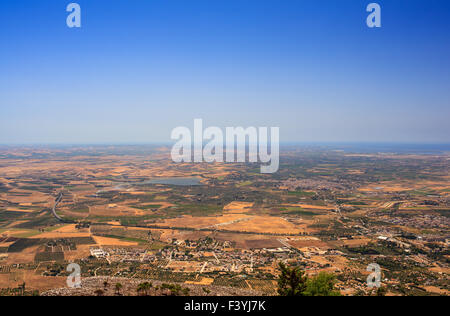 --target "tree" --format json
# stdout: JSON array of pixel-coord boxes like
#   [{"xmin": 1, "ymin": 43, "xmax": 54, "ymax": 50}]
[
  {"xmin": 376, "ymin": 286, "xmax": 387, "ymax": 296},
  {"xmin": 303, "ymin": 272, "xmax": 341, "ymax": 296},
  {"xmin": 19, "ymin": 282, "xmax": 26, "ymax": 296},
  {"xmin": 277, "ymin": 263, "xmax": 341, "ymax": 297},
  {"xmin": 182, "ymin": 287, "xmax": 191, "ymax": 296},
  {"xmin": 277, "ymin": 262, "xmax": 308, "ymax": 296},
  {"xmin": 202, "ymin": 288, "xmax": 211, "ymax": 295},
  {"xmin": 115, "ymin": 283, "xmax": 123, "ymax": 296},
  {"xmin": 137, "ymin": 284, "xmax": 145, "ymax": 296},
  {"xmin": 137, "ymin": 282, "xmax": 152, "ymax": 296},
  {"xmin": 94, "ymin": 289, "xmax": 104, "ymax": 297}
]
